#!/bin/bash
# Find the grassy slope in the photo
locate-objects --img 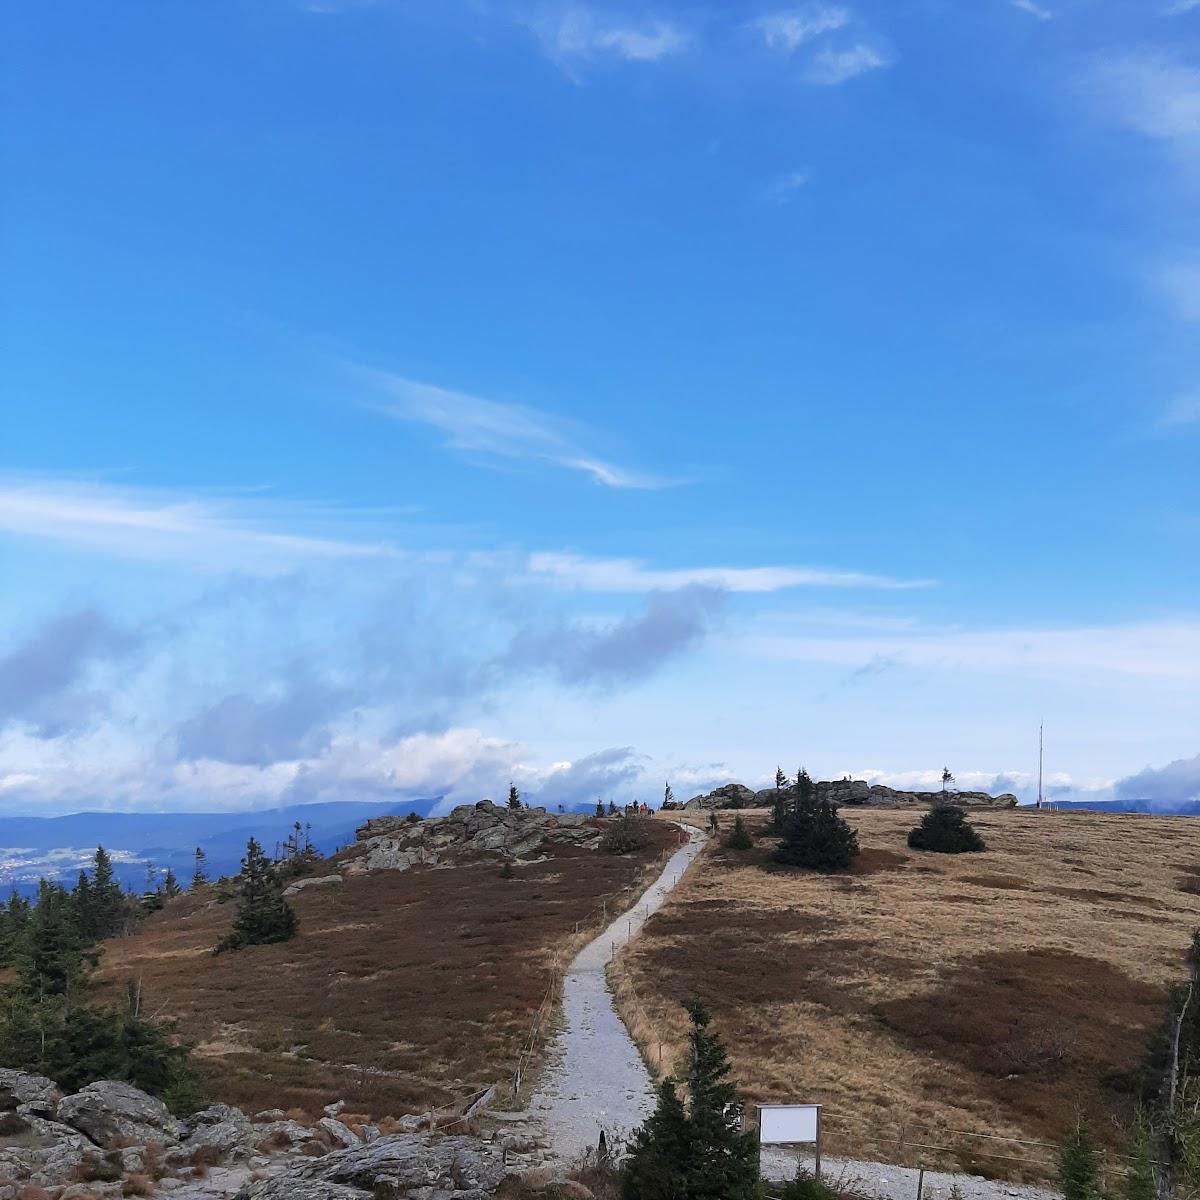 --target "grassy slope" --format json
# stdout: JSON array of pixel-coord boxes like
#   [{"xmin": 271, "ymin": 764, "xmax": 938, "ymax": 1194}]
[
  {"xmin": 96, "ymin": 819, "xmax": 679, "ymax": 1119},
  {"xmin": 614, "ymin": 809, "xmax": 1200, "ymax": 1179}
]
